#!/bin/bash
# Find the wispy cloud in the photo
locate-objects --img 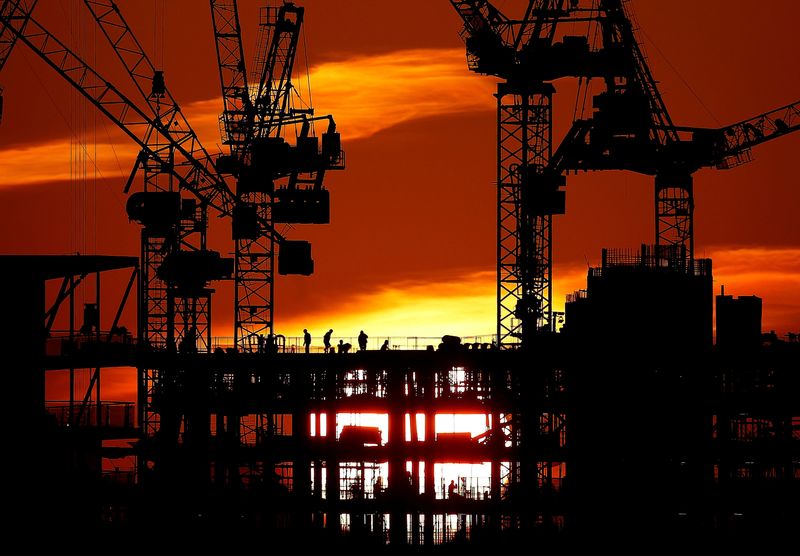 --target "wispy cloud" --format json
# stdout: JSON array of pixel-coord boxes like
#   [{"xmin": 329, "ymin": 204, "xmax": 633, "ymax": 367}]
[
  {"xmin": 183, "ymin": 49, "xmax": 496, "ymax": 145},
  {"xmin": 0, "ymin": 139, "xmax": 135, "ymax": 187},
  {"xmin": 0, "ymin": 48, "xmax": 494, "ymax": 188},
  {"xmin": 306, "ymin": 48, "xmax": 495, "ymax": 140}
]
